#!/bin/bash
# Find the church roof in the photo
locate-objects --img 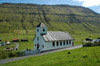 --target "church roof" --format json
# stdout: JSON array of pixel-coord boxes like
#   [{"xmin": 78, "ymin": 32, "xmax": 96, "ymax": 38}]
[
  {"xmin": 36, "ymin": 23, "xmax": 47, "ymax": 27},
  {"xmin": 42, "ymin": 31, "xmax": 74, "ymax": 42}
]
